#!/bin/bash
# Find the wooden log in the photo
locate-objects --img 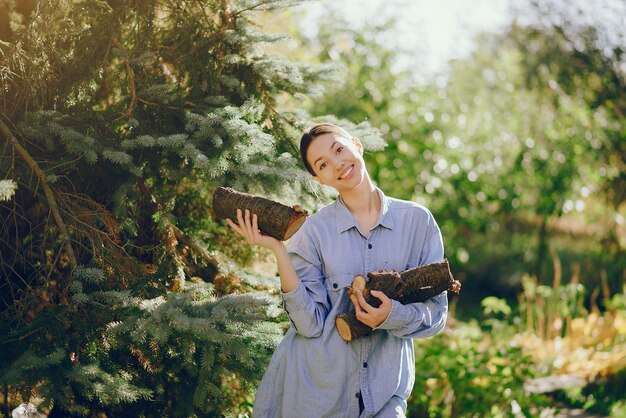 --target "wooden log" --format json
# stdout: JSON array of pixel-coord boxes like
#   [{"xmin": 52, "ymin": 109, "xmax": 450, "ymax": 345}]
[
  {"xmin": 212, "ymin": 187, "xmax": 307, "ymax": 241},
  {"xmin": 336, "ymin": 259, "xmax": 461, "ymax": 342}
]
